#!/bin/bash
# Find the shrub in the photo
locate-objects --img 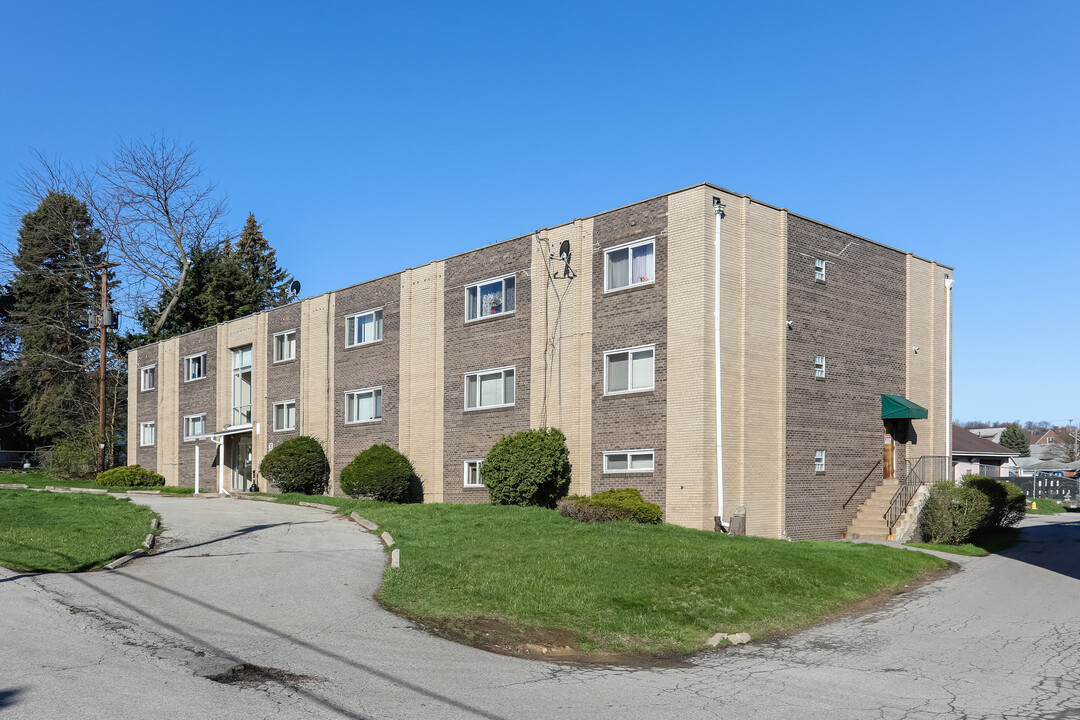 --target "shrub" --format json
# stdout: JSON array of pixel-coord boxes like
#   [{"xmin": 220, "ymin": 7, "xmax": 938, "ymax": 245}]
[
  {"xmin": 96, "ymin": 465, "xmax": 166, "ymax": 488},
  {"xmin": 483, "ymin": 427, "xmax": 571, "ymax": 508},
  {"xmin": 558, "ymin": 488, "xmax": 663, "ymax": 524},
  {"xmin": 961, "ymin": 475, "xmax": 1028, "ymax": 530},
  {"xmin": 339, "ymin": 444, "xmax": 418, "ymax": 503},
  {"xmin": 258, "ymin": 436, "xmax": 329, "ymax": 495},
  {"xmin": 999, "ymin": 481, "xmax": 1028, "ymax": 527},
  {"xmin": 45, "ymin": 427, "xmax": 98, "ymax": 478},
  {"xmin": 920, "ymin": 481, "xmax": 990, "ymax": 544}
]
